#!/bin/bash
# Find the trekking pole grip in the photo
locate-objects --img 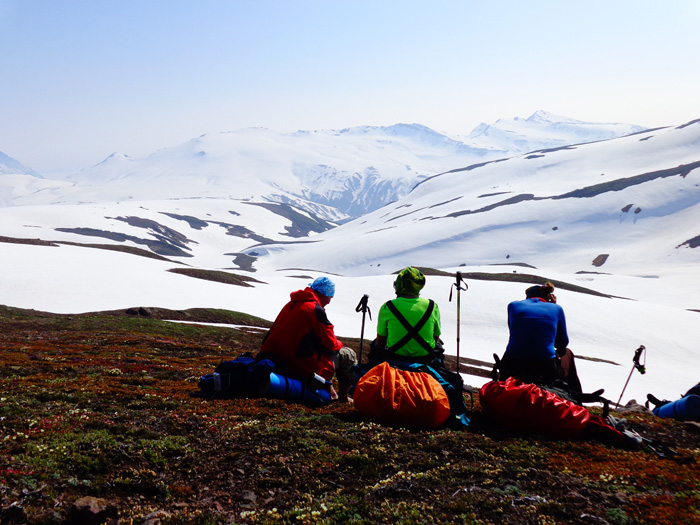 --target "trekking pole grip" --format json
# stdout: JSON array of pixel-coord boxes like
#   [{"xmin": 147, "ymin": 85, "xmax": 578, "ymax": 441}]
[
  {"xmin": 356, "ymin": 294, "xmax": 371, "ymax": 364},
  {"xmin": 355, "ymin": 294, "xmax": 370, "ymax": 314},
  {"xmin": 633, "ymin": 345, "xmax": 646, "ymax": 374}
]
